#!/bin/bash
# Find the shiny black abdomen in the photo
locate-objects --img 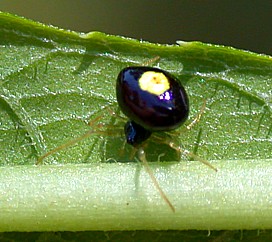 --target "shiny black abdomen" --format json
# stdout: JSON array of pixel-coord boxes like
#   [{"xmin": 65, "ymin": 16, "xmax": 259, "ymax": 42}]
[{"xmin": 116, "ymin": 66, "xmax": 189, "ymax": 132}]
